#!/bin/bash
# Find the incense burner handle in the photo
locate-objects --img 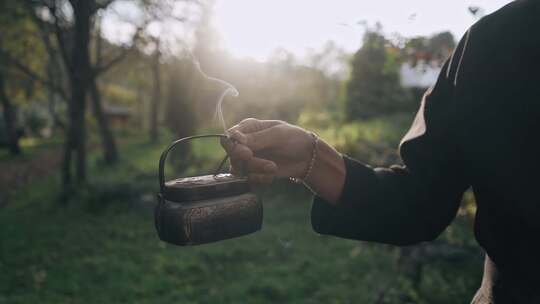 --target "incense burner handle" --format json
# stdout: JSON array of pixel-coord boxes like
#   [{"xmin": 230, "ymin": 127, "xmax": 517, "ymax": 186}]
[{"xmin": 158, "ymin": 134, "xmax": 228, "ymax": 192}]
